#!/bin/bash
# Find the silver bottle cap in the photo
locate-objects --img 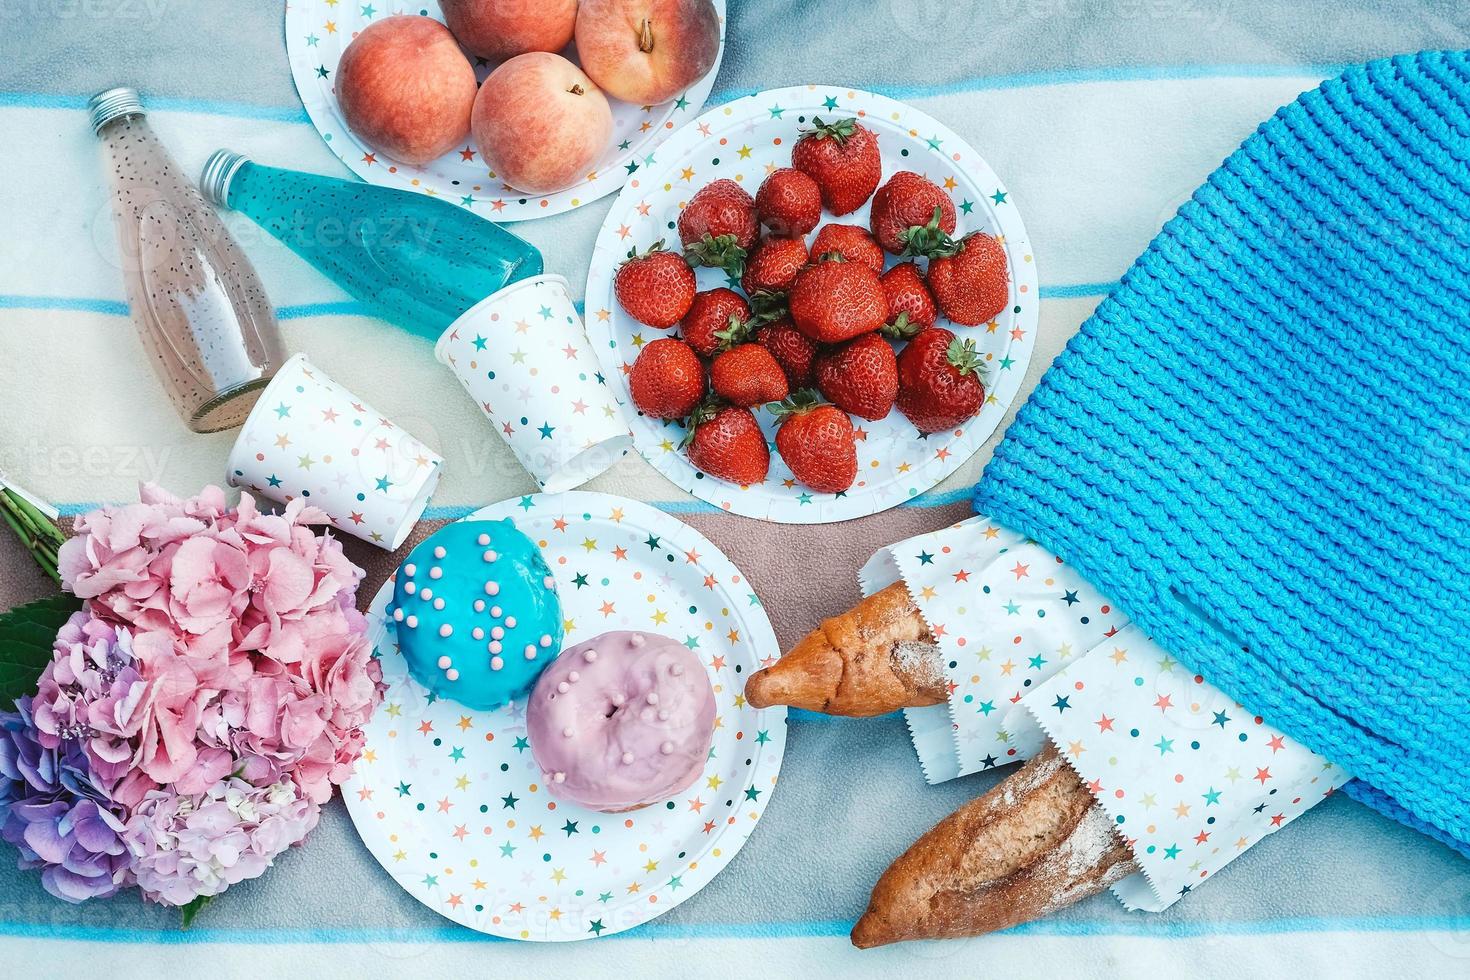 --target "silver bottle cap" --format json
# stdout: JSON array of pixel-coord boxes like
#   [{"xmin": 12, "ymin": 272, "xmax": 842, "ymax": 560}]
[
  {"xmin": 199, "ymin": 149, "xmax": 249, "ymax": 208},
  {"xmin": 88, "ymin": 87, "xmax": 144, "ymax": 134}
]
